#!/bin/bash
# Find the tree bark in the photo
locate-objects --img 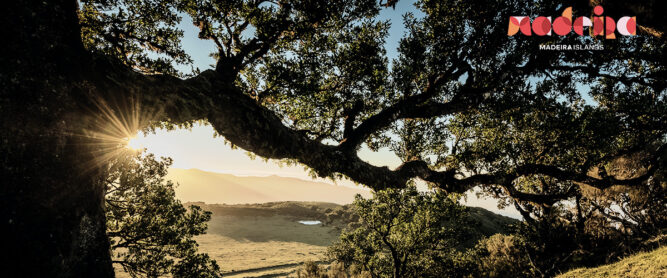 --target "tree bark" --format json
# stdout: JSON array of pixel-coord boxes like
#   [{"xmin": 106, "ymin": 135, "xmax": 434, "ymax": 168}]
[{"xmin": 1, "ymin": 0, "xmax": 114, "ymax": 276}]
